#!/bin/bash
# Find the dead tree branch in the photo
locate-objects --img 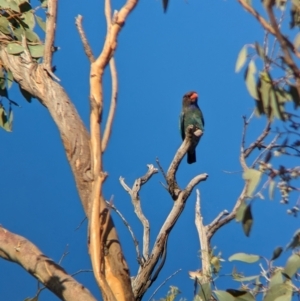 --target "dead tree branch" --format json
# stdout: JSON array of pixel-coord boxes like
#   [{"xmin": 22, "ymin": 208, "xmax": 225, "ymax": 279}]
[
  {"xmin": 131, "ymin": 129, "xmax": 208, "ymax": 300},
  {"xmin": 0, "ymin": 226, "xmax": 97, "ymax": 301},
  {"xmin": 120, "ymin": 164, "xmax": 158, "ymax": 262},
  {"xmin": 106, "ymin": 200, "xmax": 141, "ymax": 262},
  {"xmin": 43, "ymin": 0, "xmax": 59, "ymax": 81},
  {"xmin": 75, "ymin": 15, "xmax": 95, "ymax": 63},
  {"xmin": 195, "ymin": 189, "xmax": 211, "ymax": 283}
]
